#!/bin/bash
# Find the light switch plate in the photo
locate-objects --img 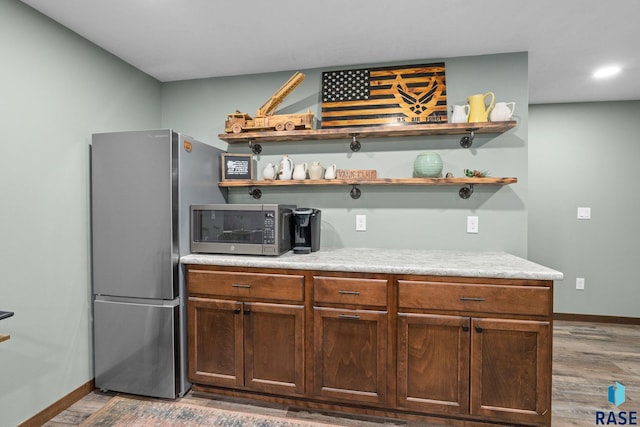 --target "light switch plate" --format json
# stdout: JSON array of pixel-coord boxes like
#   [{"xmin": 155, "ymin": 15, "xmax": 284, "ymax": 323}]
[
  {"xmin": 577, "ymin": 207, "xmax": 591, "ymax": 219},
  {"xmin": 467, "ymin": 216, "xmax": 479, "ymax": 233}
]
